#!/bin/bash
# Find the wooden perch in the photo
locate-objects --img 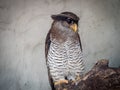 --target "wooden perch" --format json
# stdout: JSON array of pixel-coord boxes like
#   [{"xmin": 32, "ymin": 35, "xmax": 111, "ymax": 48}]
[{"xmin": 55, "ymin": 59, "xmax": 120, "ymax": 90}]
